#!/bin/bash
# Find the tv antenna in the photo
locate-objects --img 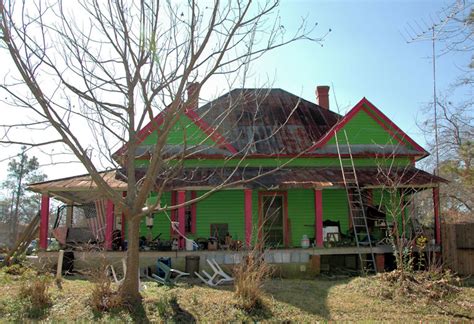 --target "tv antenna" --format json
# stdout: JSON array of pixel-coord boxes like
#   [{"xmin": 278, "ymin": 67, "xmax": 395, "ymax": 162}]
[{"xmin": 403, "ymin": 0, "xmax": 468, "ymax": 175}]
